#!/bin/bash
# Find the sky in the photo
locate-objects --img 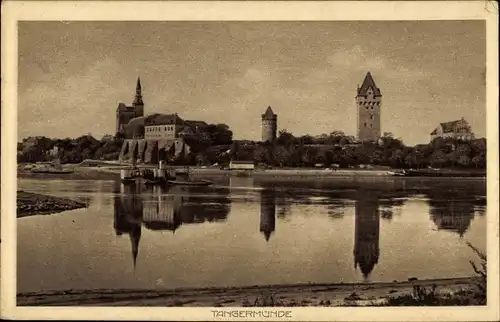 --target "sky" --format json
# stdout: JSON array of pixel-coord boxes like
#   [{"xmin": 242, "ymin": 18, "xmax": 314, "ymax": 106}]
[{"xmin": 18, "ymin": 21, "xmax": 486, "ymax": 145}]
